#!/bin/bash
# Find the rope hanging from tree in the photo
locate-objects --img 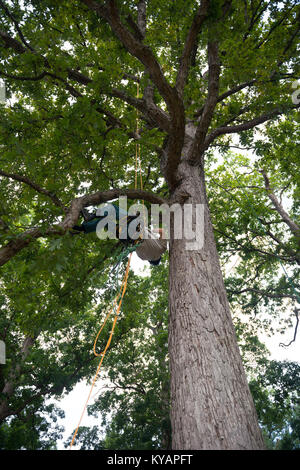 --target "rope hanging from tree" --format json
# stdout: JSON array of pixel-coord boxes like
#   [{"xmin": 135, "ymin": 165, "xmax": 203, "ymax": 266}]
[{"xmin": 70, "ymin": 83, "xmax": 144, "ymax": 449}]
